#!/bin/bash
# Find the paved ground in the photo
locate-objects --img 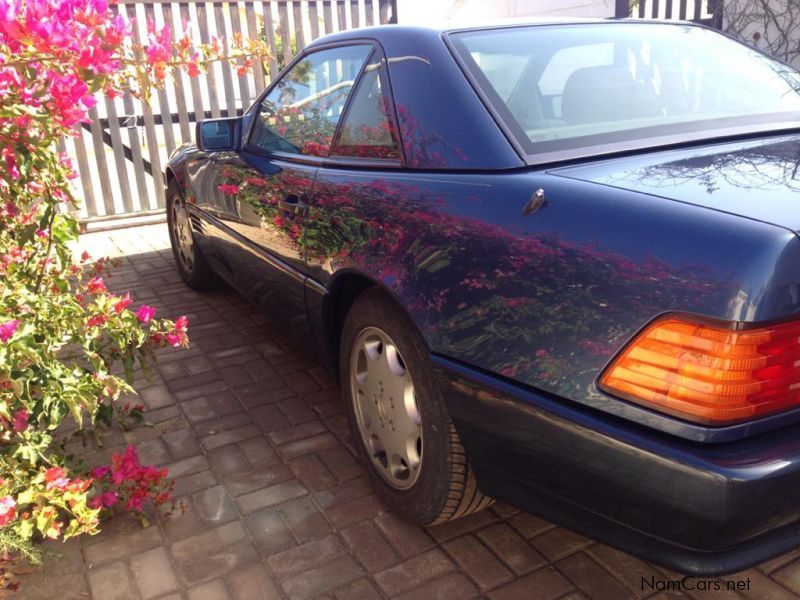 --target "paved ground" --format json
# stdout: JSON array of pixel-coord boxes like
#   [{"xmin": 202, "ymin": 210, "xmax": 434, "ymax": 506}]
[{"xmin": 14, "ymin": 223, "xmax": 800, "ymax": 600}]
